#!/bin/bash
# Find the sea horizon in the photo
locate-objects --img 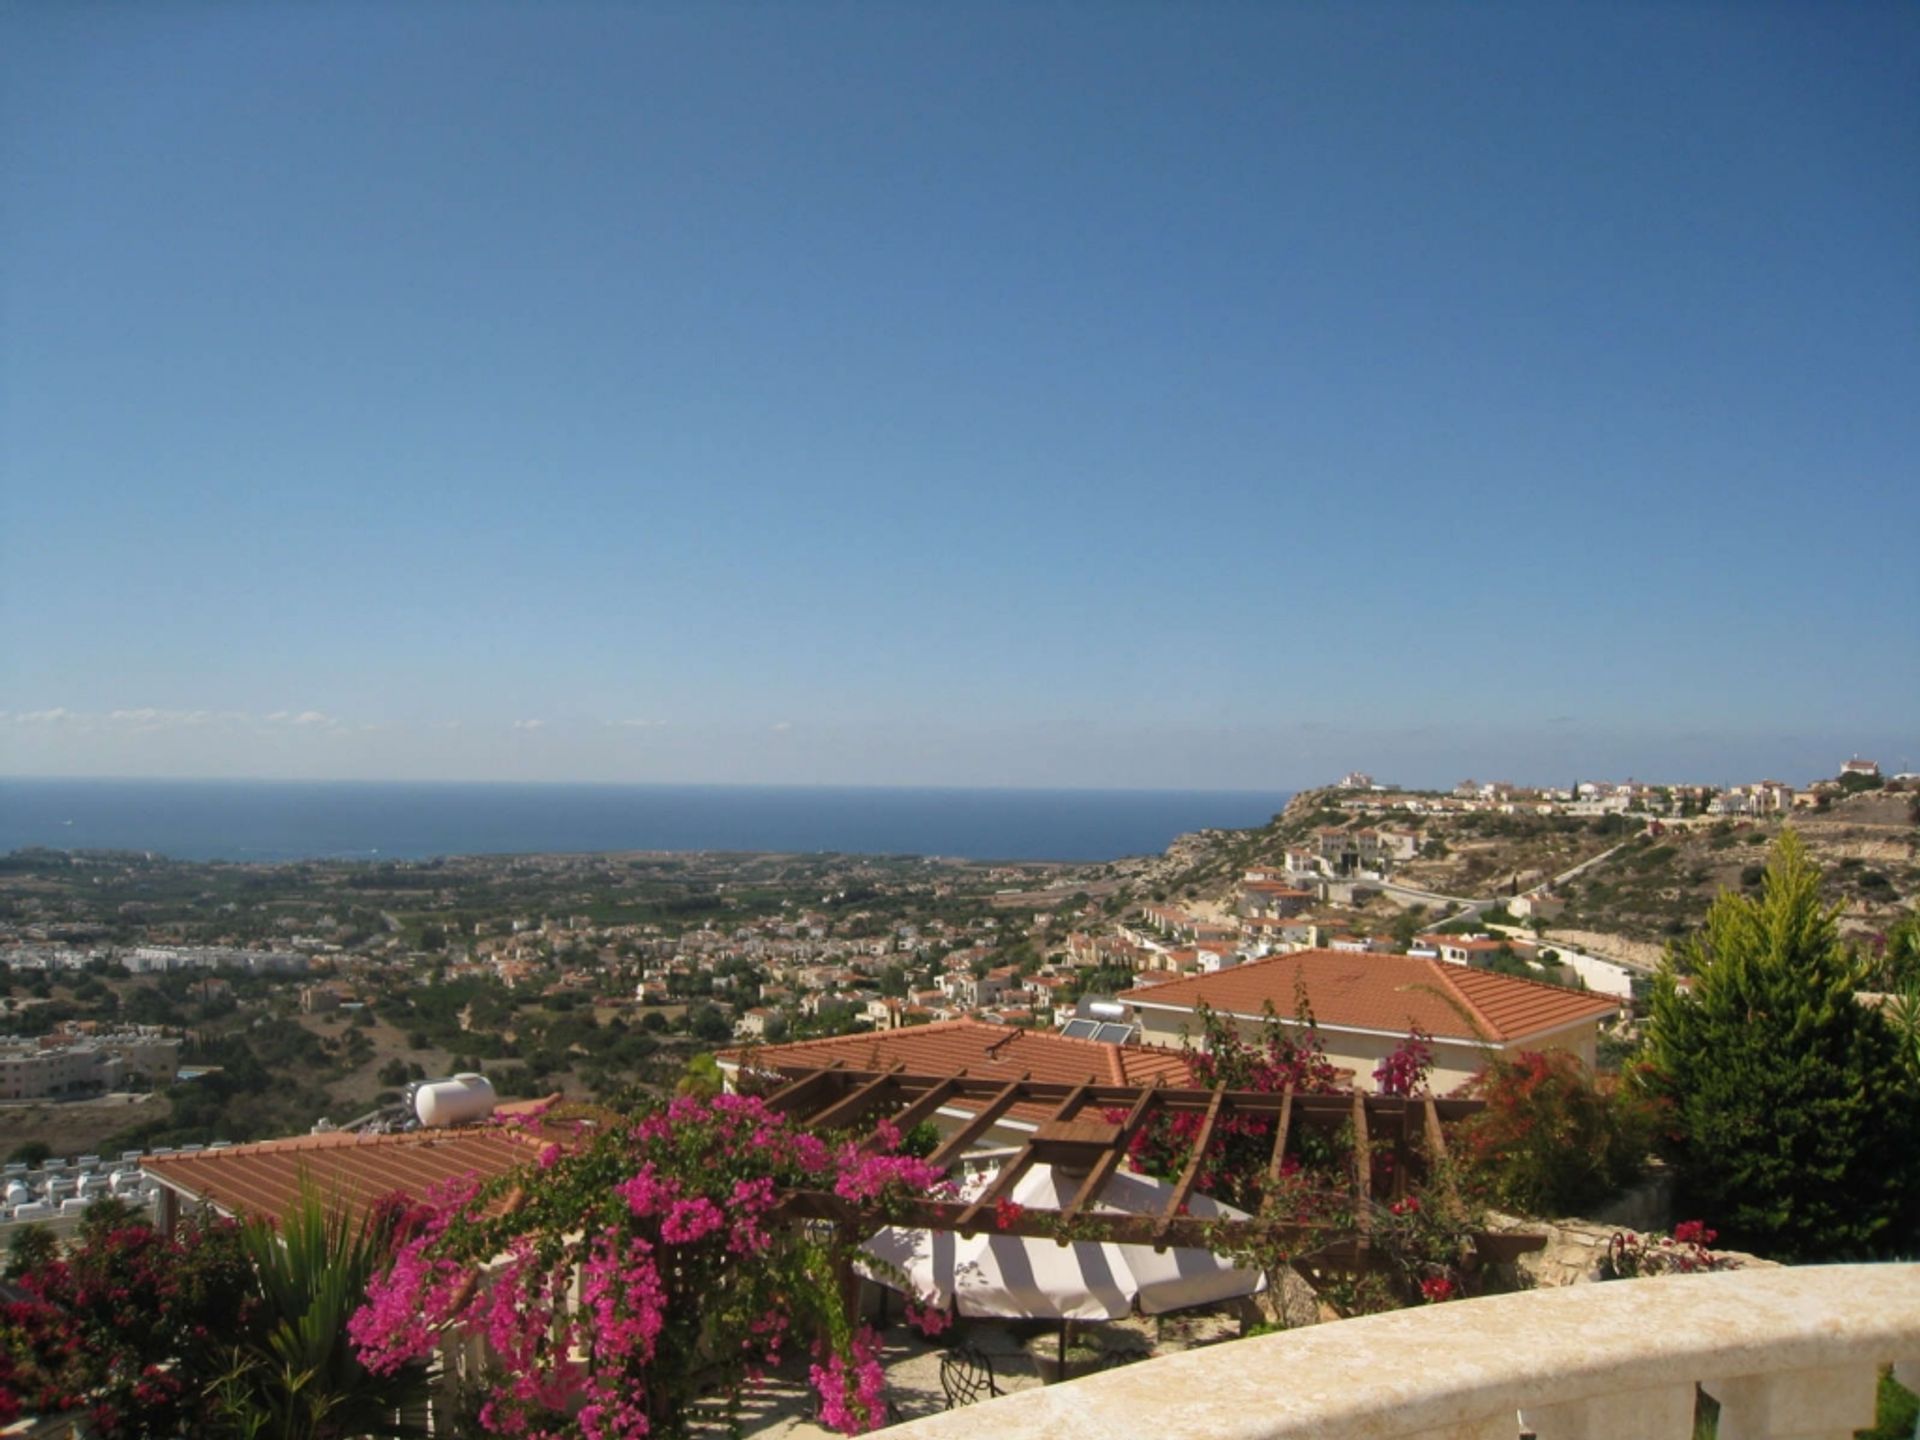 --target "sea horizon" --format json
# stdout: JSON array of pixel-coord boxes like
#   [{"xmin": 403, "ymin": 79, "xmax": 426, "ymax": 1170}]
[{"xmin": 0, "ymin": 775, "xmax": 1296, "ymax": 865}]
